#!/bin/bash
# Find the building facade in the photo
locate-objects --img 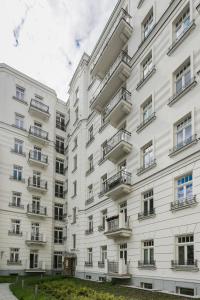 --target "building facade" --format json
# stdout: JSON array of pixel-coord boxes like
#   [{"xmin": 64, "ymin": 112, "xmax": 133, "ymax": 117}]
[{"xmin": 1, "ymin": 0, "xmax": 200, "ymax": 297}]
